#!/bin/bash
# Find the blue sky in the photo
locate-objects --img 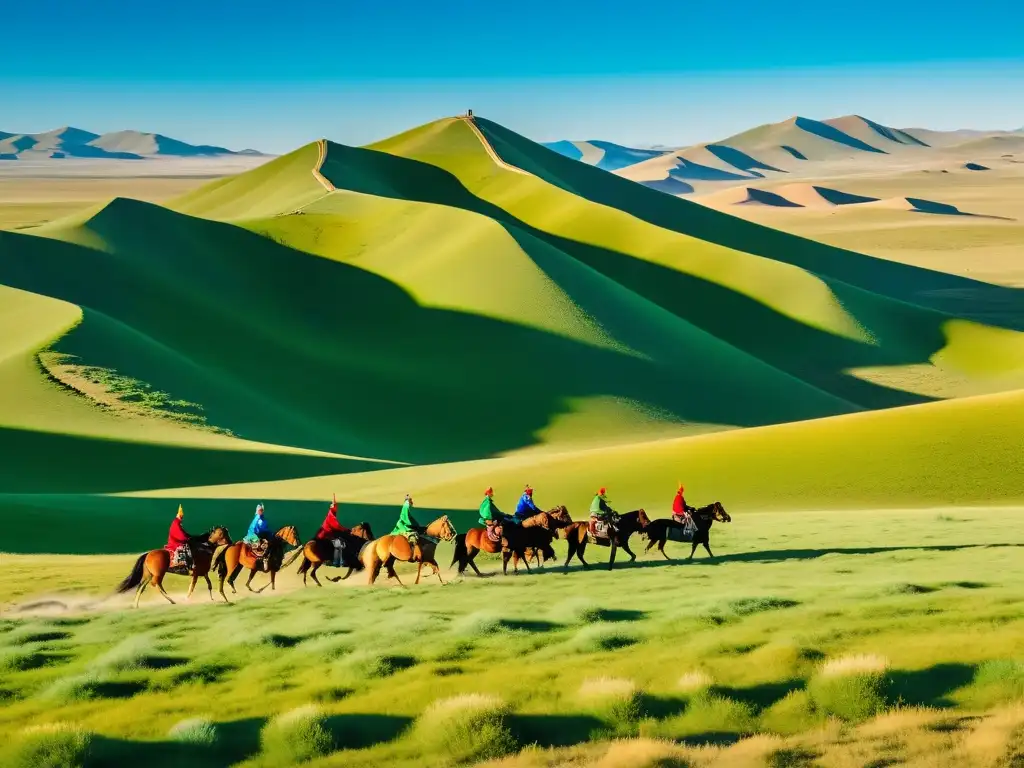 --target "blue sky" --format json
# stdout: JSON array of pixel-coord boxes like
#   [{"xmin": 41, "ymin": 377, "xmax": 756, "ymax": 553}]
[{"xmin": 4, "ymin": 0, "xmax": 1022, "ymax": 152}]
